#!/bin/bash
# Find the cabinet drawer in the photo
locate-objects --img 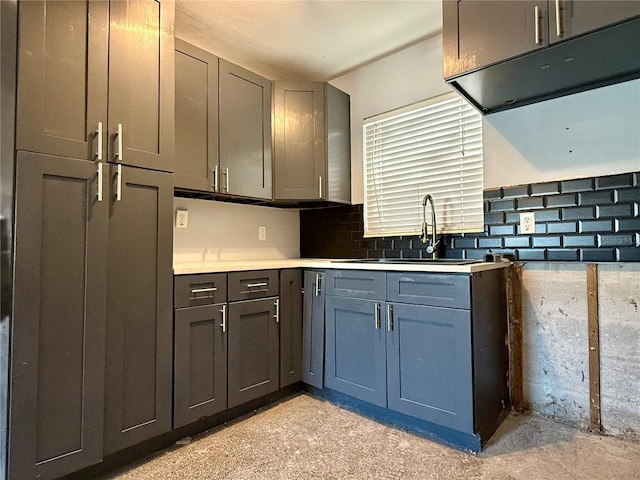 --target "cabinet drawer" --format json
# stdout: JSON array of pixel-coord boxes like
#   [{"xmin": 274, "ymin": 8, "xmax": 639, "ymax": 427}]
[
  {"xmin": 228, "ymin": 270, "xmax": 279, "ymax": 301},
  {"xmin": 175, "ymin": 274, "xmax": 227, "ymax": 308},
  {"xmin": 326, "ymin": 270, "xmax": 385, "ymax": 299},
  {"xmin": 387, "ymin": 272, "xmax": 470, "ymax": 310}
]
